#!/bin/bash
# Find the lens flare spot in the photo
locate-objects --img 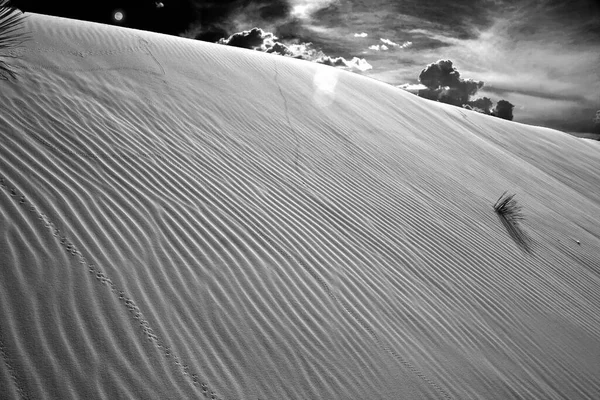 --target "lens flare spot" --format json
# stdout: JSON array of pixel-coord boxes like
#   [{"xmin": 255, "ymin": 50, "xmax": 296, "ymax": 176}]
[
  {"xmin": 112, "ymin": 10, "xmax": 125, "ymax": 23},
  {"xmin": 312, "ymin": 67, "xmax": 339, "ymax": 108}
]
